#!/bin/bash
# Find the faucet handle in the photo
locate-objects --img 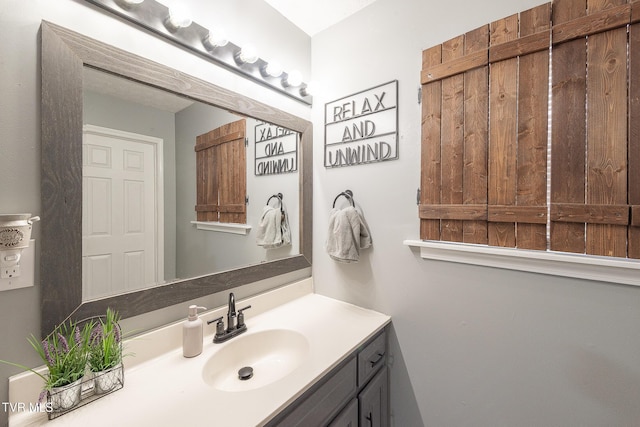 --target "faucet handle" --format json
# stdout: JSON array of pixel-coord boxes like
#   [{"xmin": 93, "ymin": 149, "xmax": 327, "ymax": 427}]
[
  {"xmin": 237, "ymin": 305, "xmax": 252, "ymax": 328},
  {"xmin": 207, "ymin": 316, "xmax": 225, "ymax": 337}
]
